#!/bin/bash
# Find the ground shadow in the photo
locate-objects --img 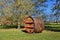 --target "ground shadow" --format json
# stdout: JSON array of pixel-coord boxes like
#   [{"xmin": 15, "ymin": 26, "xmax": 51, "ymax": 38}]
[
  {"xmin": 21, "ymin": 29, "xmax": 42, "ymax": 33},
  {"xmin": 45, "ymin": 26, "xmax": 60, "ymax": 32},
  {"xmin": 21, "ymin": 30, "xmax": 28, "ymax": 33}
]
